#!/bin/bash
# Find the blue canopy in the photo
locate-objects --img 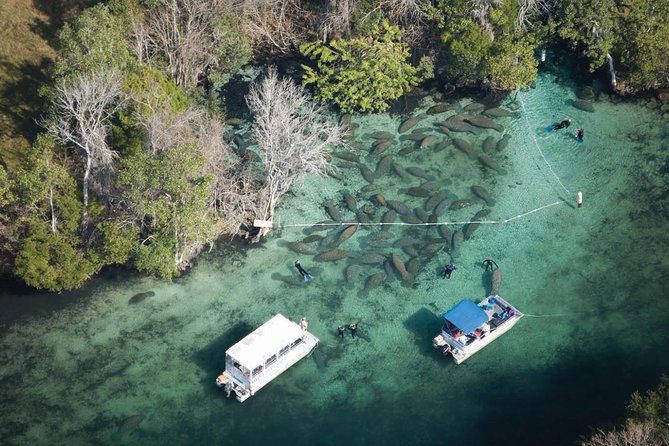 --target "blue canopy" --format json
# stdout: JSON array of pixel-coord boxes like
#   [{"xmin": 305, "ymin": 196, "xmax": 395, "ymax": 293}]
[{"xmin": 443, "ymin": 300, "xmax": 488, "ymax": 334}]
